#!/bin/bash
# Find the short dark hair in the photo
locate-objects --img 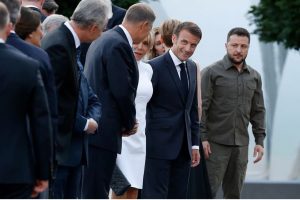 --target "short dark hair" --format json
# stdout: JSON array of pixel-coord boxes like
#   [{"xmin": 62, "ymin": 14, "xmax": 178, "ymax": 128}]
[
  {"xmin": 42, "ymin": 0, "xmax": 59, "ymax": 14},
  {"xmin": 15, "ymin": 7, "xmax": 41, "ymax": 40},
  {"xmin": 227, "ymin": 27, "xmax": 250, "ymax": 43},
  {"xmin": 124, "ymin": 3, "xmax": 156, "ymax": 25},
  {"xmin": 173, "ymin": 21, "xmax": 202, "ymax": 40},
  {"xmin": 0, "ymin": 2, "xmax": 9, "ymax": 30},
  {"xmin": 0, "ymin": 0, "xmax": 20, "ymax": 25}
]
